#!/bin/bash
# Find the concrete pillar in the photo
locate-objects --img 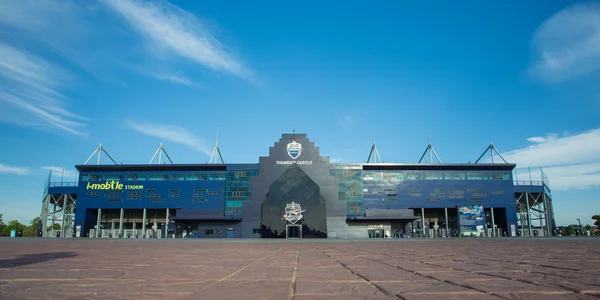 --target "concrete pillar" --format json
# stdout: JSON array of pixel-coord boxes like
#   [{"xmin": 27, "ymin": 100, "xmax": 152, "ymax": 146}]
[
  {"xmin": 421, "ymin": 208, "xmax": 426, "ymax": 238},
  {"xmin": 41, "ymin": 196, "xmax": 49, "ymax": 237},
  {"xmin": 444, "ymin": 208, "xmax": 449, "ymax": 238},
  {"xmin": 96, "ymin": 208, "xmax": 102, "ymax": 238},
  {"xmin": 119, "ymin": 208, "xmax": 124, "ymax": 238},
  {"xmin": 165, "ymin": 208, "xmax": 169, "ymax": 239},
  {"xmin": 490, "ymin": 207, "xmax": 496, "ymax": 237},
  {"xmin": 142, "ymin": 208, "xmax": 147, "ymax": 238}
]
